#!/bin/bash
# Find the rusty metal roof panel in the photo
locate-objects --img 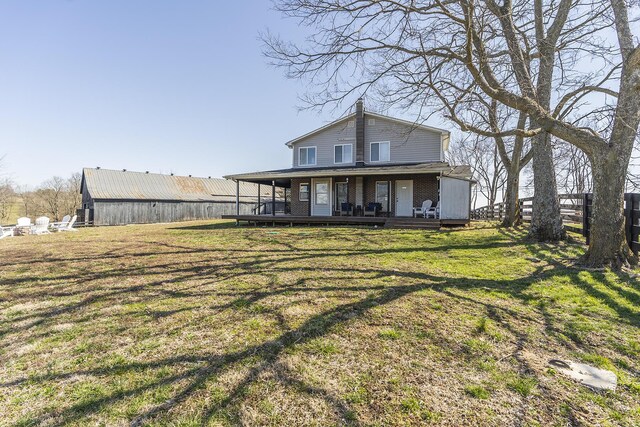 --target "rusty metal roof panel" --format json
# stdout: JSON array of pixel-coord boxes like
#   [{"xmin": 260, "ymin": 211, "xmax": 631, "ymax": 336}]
[{"xmin": 82, "ymin": 168, "xmax": 273, "ymax": 202}]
